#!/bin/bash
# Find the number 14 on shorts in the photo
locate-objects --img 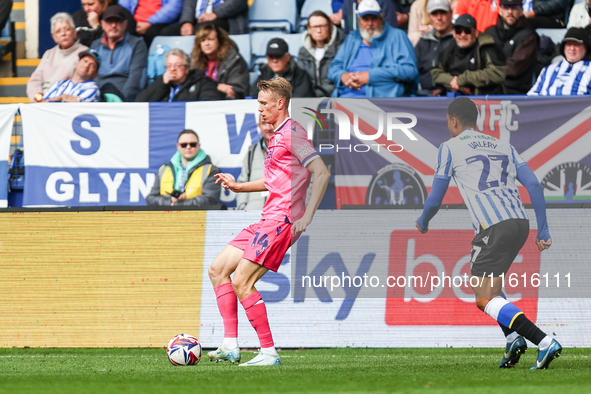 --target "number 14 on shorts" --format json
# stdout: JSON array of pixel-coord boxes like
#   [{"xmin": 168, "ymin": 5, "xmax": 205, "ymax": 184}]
[{"xmin": 251, "ymin": 232, "xmax": 269, "ymax": 251}]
